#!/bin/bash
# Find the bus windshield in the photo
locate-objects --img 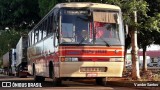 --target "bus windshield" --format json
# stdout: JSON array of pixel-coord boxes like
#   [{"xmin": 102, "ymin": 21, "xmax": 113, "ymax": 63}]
[{"xmin": 60, "ymin": 9, "xmax": 124, "ymax": 46}]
